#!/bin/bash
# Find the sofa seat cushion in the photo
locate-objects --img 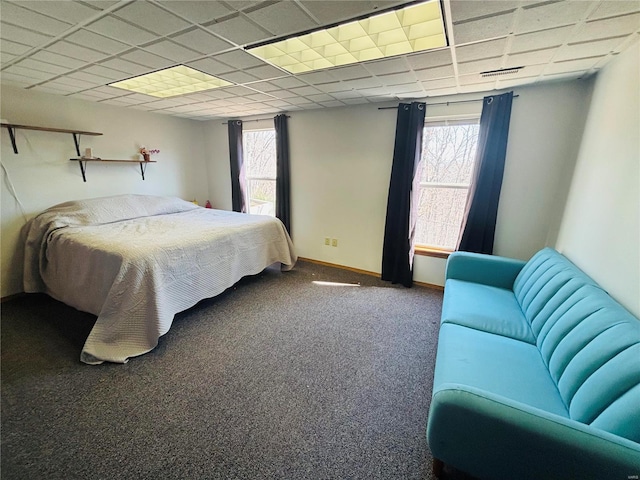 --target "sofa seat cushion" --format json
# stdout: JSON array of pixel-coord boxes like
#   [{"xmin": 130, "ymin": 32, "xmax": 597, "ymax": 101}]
[
  {"xmin": 442, "ymin": 279, "xmax": 536, "ymax": 344},
  {"xmin": 433, "ymin": 323, "xmax": 569, "ymax": 417}
]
